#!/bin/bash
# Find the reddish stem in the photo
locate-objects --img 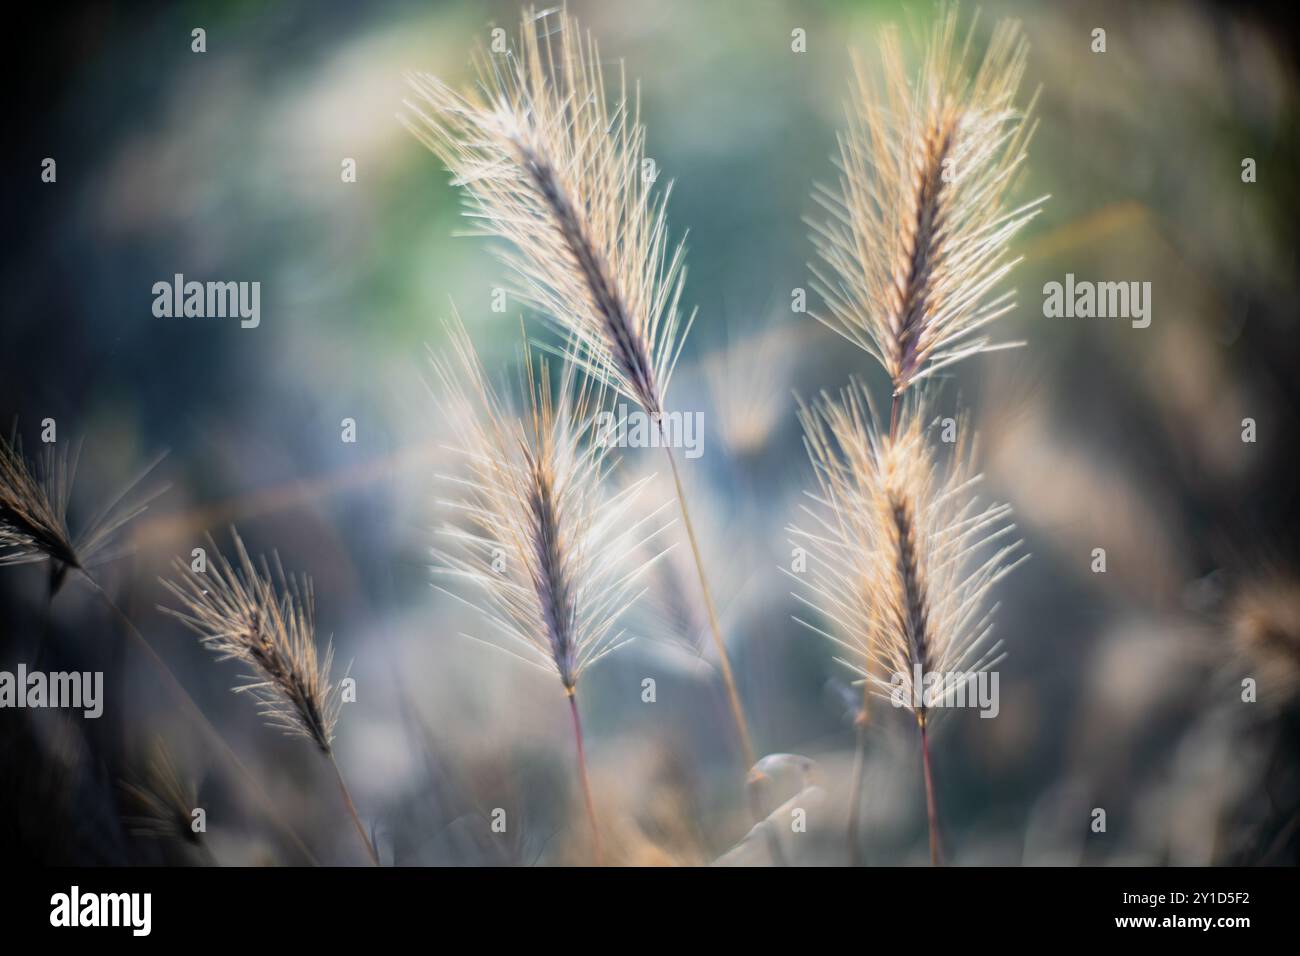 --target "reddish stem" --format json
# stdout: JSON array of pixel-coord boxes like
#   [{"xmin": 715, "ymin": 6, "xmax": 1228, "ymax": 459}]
[
  {"xmin": 568, "ymin": 690, "xmax": 603, "ymax": 864},
  {"xmin": 919, "ymin": 718, "xmax": 944, "ymax": 866}
]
